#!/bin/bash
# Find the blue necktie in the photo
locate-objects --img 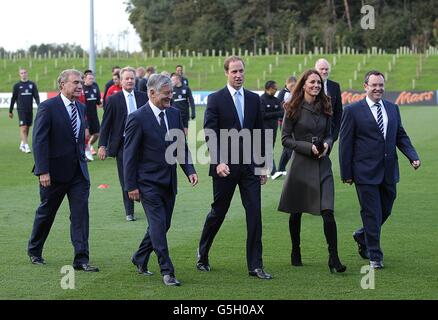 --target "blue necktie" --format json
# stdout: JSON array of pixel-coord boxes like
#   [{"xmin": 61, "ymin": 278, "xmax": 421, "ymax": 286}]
[
  {"xmin": 234, "ymin": 91, "xmax": 244, "ymax": 128},
  {"xmin": 128, "ymin": 93, "xmax": 136, "ymax": 114},
  {"xmin": 375, "ymin": 103, "xmax": 384, "ymax": 136},
  {"xmin": 70, "ymin": 102, "xmax": 78, "ymax": 140}
]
